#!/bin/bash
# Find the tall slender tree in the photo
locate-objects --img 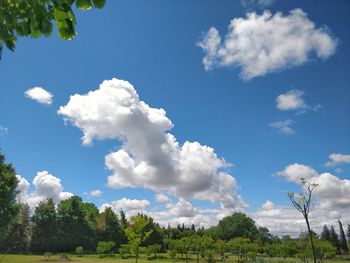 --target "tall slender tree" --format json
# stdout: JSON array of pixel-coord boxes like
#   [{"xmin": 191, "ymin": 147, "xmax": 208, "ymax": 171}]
[
  {"xmin": 288, "ymin": 178, "xmax": 318, "ymax": 263},
  {"xmin": 338, "ymin": 220, "xmax": 348, "ymax": 254},
  {"xmin": 329, "ymin": 225, "xmax": 340, "ymax": 254}
]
